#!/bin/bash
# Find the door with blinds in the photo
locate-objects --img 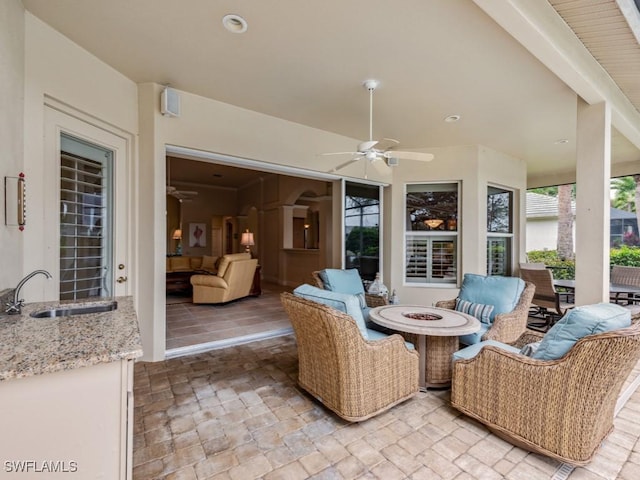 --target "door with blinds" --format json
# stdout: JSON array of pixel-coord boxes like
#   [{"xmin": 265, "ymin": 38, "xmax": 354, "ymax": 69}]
[{"xmin": 45, "ymin": 107, "xmax": 131, "ymax": 300}]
